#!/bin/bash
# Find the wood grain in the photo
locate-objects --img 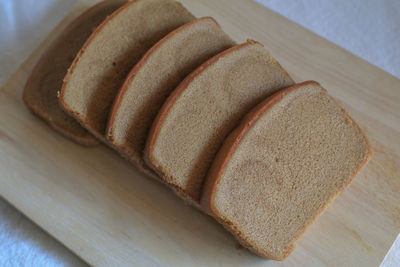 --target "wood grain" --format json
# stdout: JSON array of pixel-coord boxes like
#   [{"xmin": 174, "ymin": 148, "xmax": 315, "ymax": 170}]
[{"xmin": 0, "ymin": 0, "xmax": 399, "ymax": 266}]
